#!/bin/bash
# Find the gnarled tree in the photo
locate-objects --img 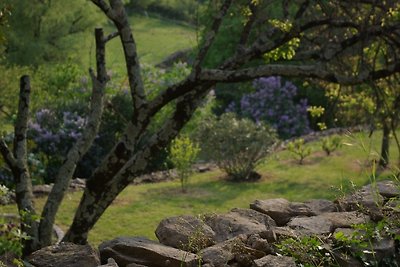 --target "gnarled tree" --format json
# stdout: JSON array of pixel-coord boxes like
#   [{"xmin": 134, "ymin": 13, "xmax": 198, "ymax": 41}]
[{"xmin": 1, "ymin": 0, "xmax": 400, "ymax": 253}]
